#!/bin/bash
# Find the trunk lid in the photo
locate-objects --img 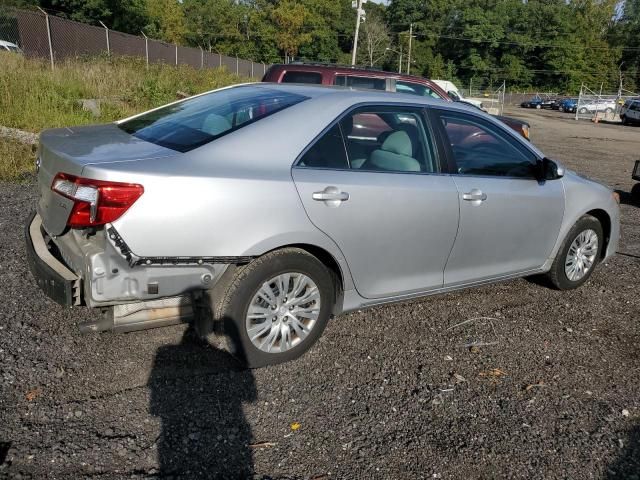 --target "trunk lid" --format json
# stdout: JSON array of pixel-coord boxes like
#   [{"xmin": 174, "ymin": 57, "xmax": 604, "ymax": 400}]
[{"xmin": 37, "ymin": 123, "xmax": 176, "ymax": 235}]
